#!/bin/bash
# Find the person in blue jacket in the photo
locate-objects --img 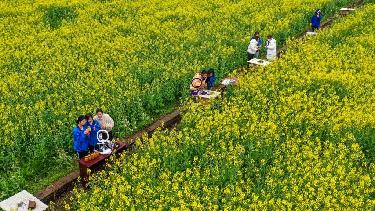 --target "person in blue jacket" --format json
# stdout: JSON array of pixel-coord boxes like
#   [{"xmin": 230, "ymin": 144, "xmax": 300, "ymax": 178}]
[
  {"xmin": 206, "ymin": 68, "xmax": 216, "ymax": 90},
  {"xmin": 252, "ymin": 32, "xmax": 263, "ymax": 58},
  {"xmin": 85, "ymin": 113, "xmax": 101, "ymax": 152},
  {"xmin": 311, "ymin": 9, "xmax": 322, "ymax": 32},
  {"xmin": 73, "ymin": 115, "xmax": 90, "ymax": 159}
]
